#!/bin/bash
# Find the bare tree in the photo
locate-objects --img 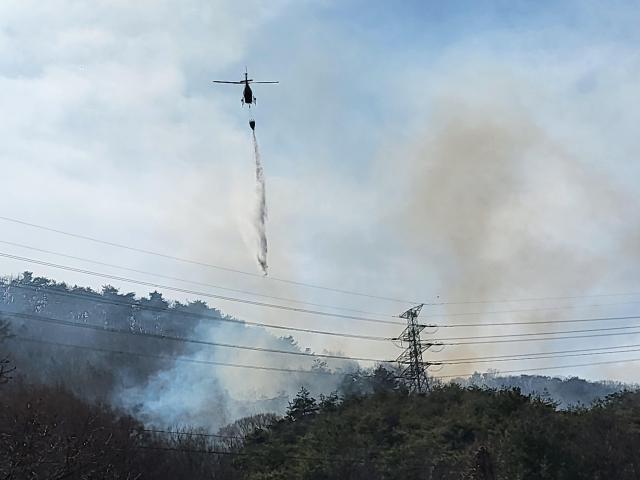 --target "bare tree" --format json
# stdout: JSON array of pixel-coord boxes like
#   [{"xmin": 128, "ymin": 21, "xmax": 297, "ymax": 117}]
[
  {"xmin": 0, "ymin": 383, "xmax": 142, "ymax": 479},
  {"xmin": 0, "ymin": 316, "xmax": 14, "ymax": 385}
]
